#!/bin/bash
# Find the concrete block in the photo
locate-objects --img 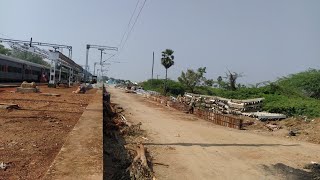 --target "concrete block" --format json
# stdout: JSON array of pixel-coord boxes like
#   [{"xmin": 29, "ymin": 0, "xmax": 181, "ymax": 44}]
[{"xmin": 16, "ymin": 87, "xmax": 39, "ymax": 93}]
